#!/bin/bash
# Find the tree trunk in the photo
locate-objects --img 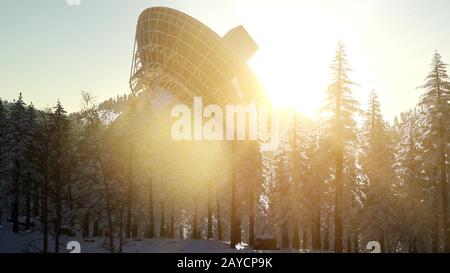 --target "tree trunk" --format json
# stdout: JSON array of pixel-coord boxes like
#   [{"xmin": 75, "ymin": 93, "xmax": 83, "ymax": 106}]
[
  {"xmin": 353, "ymin": 234, "xmax": 359, "ymax": 253},
  {"xmin": 126, "ymin": 193, "xmax": 133, "ymax": 238},
  {"xmin": 313, "ymin": 204, "xmax": 321, "ymax": 250},
  {"xmin": 192, "ymin": 199, "xmax": 198, "ymax": 240},
  {"xmin": 12, "ymin": 161, "xmax": 20, "ymax": 234},
  {"xmin": 440, "ymin": 140, "xmax": 450, "ymax": 252},
  {"xmin": 385, "ymin": 236, "xmax": 390, "ymax": 253},
  {"xmin": 334, "ymin": 148, "xmax": 343, "ymax": 253},
  {"xmin": 160, "ymin": 201, "xmax": 166, "ymax": 238},
  {"xmin": 230, "ymin": 142, "xmax": 241, "ymax": 248},
  {"xmin": 119, "ymin": 206, "xmax": 125, "ymax": 253},
  {"xmin": 93, "ymin": 219, "xmax": 100, "ymax": 237},
  {"xmin": 432, "ymin": 210, "xmax": 439, "ymax": 252},
  {"xmin": 410, "ymin": 236, "xmax": 418, "ymax": 253},
  {"xmin": 82, "ymin": 211, "xmax": 90, "ymax": 237},
  {"xmin": 207, "ymin": 185, "xmax": 213, "ymax": 239},
  {"xmin": 25, "ymin": 185, "xmax": 31, "ymax": 230},
  {"xmin": 97, "ymin": 152, "xmax": 115, "ymax": 253},
  {"xmin": 179, "ymin": 225, "xmax": 184, "ymax": 240},
  {"xmin": 380, "ymin": 235, "xmax": 386, "ymax": 254},
  {"xmin": 292, "ymin": 219, "xmax": 299, "ymax": 250},
  {"xmin": 54, "ymin": 167, "xmax": 62, "ymax": 253},
  {"xmin": 216, "ymin": 197, "xmax": 222, "ymax": 241},
  {"xmin": 302, "ymin": 224, "xmax": 308, "ymax": 250},
  {"xmin": 147, "ymin": 176, "xmax": 155, "ymax": 238},
  {"xmin": 347, "ymin": 235, "xmax": 352, "ymax": 253},
  {"xmin": 169, "ymin": 207, "xmax": 175, "ymax": 239},
  {"xmin": 324, "ymin": 223, "xmax": 330, "ymax": 251},
  {"xmin": 281, "ymin": 221, "xmax": 289, "ymax": 249},
  {"xmin": 291, "ymin": 115, "xmax": 299, "ymax": 250},
  {"xmin": 39, "ymin": 118, "xmax": 50, "ymax": 253},
  {"xmin": 42, "ymin": 157, "xmax": 48, "ymax": 253},
  {"xmin": 68, "ymin": 179, "xmax": 74, "ymax": 229},
  {"xmin": 126, "ymin": 145, "xmax": 134, "ymax": 239},
  {"xmin": 248, "ymin": 185, "xmax": 255, "ymax": 247},
  {"xmin": 11, "ymin": 198, "xmax": 19, "ymax": 234},
  {"xmin": 132, "ymin": 223, "xmax": 138, "ymax": 238},
  {"xmin": 32, "ymin": 180, "xmax": 40, "ymax": 218}
]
